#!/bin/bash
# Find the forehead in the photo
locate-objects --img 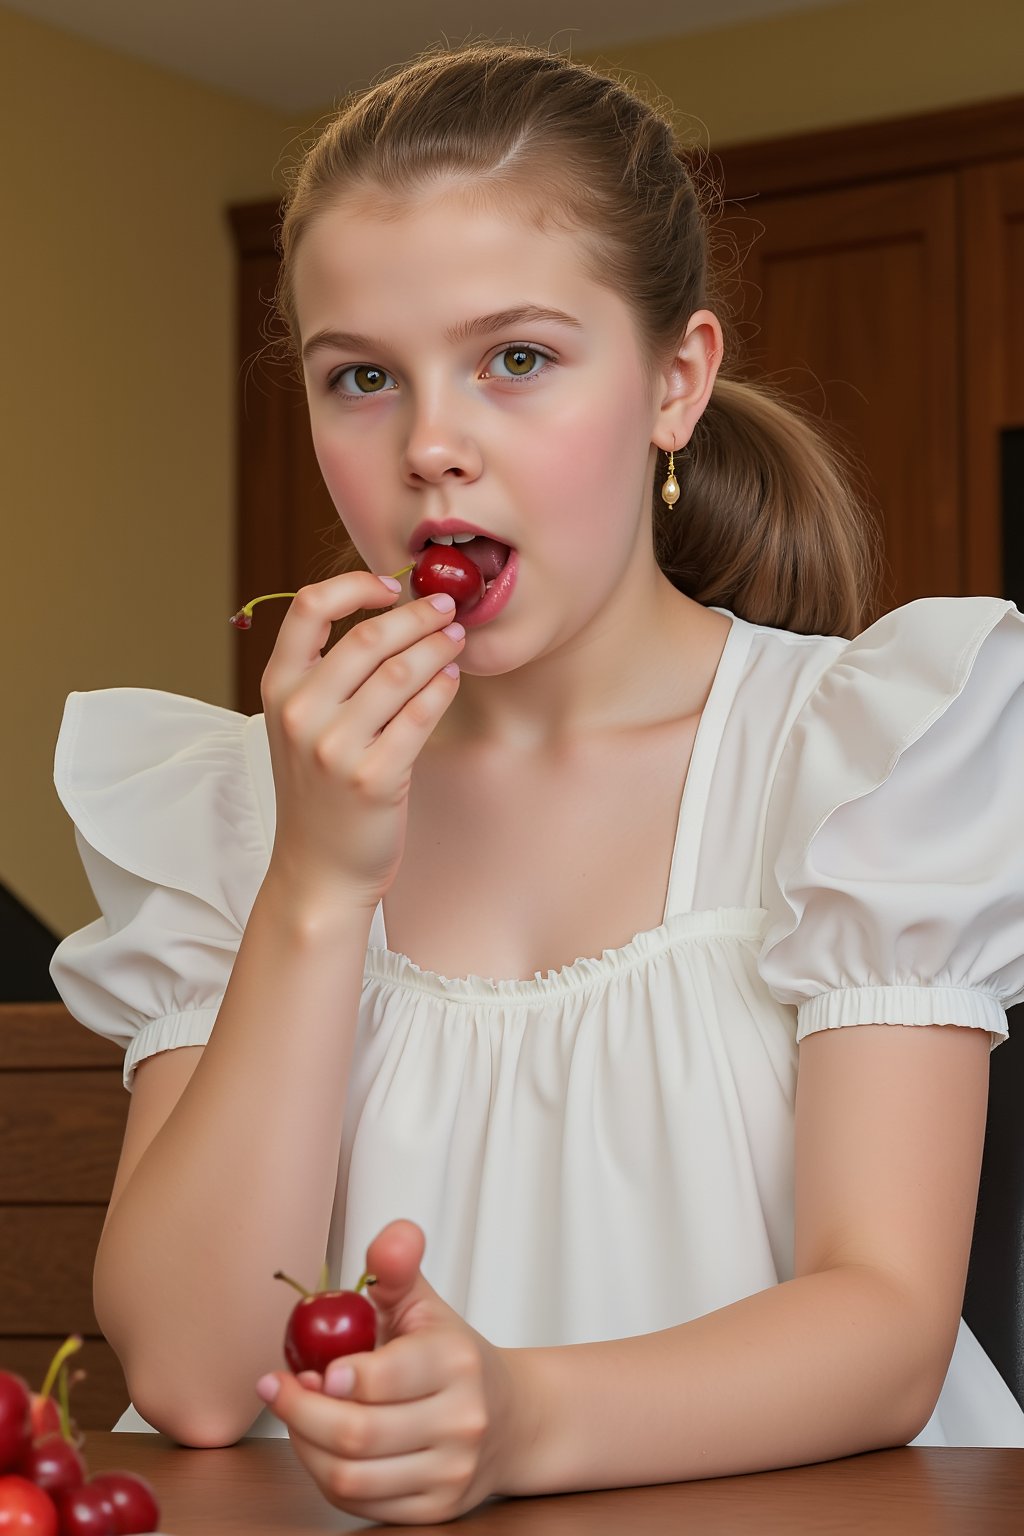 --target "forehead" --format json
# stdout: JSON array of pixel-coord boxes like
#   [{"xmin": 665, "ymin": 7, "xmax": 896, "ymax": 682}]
[{"xmin": 291, "ymin": 185, "xmax": 631, "ymax": 345}]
